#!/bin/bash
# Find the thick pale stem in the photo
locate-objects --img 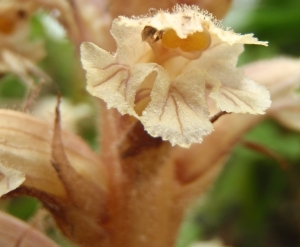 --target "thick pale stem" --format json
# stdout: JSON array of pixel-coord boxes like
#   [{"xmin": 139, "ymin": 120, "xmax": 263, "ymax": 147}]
[
  {"xmin": 100, "ymin": 111, "xmax": 181, "ymax": 246},
  {"xmin": 112, "ymin": 121, "xmax": 175, "ymax": 247}
]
